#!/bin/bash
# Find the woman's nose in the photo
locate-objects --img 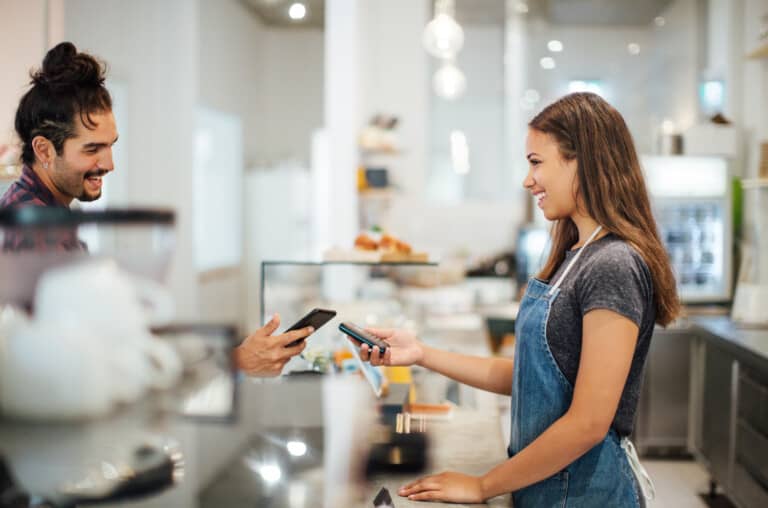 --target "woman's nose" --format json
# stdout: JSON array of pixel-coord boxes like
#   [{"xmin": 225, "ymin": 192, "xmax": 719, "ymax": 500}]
[{"xmin": 522, "ymin": 168, "xmax": 535, "ymax": 189}]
